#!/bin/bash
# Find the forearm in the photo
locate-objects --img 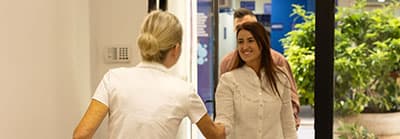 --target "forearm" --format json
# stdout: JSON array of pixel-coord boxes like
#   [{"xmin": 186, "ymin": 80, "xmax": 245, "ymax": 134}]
[
  {"xmin": 73, "ymin": 129, "xmax": 93, "ymax": 139},
  {"xmin": 196, "ymin": 114, "xmax": 226, "ymax": 139},
  {"xmin": 73, "ymin": 119, "xmax": 100, "ymax": 139},
  {"xmin": 207, "ymin": 123, "xmax": 225, "ymax": 139},
  {"xmin": 73, "ymin": 99, "xmax": 108, "ymax": 139},
  {"xmin": 201, "ymin": 122, "xmax": 218, "ymax": 139}
]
